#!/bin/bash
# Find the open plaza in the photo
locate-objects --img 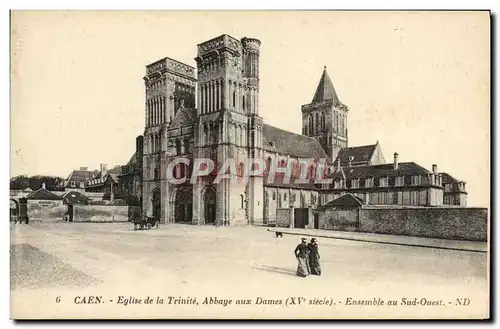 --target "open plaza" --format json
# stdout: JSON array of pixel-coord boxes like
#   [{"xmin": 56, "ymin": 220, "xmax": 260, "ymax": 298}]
[{"xmin": 10, "ymin": 220, "xmax": 488, "ymax": 319}]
